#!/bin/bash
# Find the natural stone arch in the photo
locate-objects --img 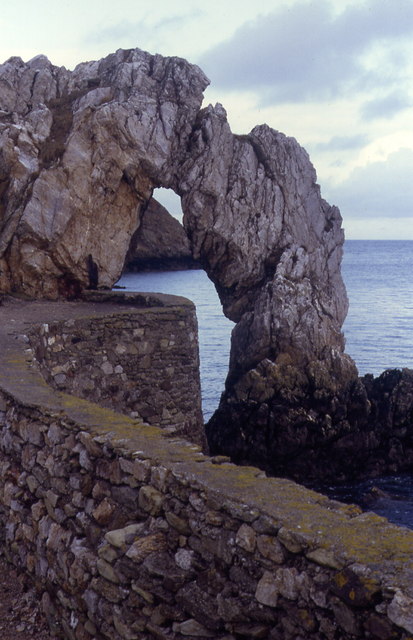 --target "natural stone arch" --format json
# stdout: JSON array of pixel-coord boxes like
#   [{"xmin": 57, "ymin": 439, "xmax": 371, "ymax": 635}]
[
  {"xmin": 174, "ymin": 106, "xmax": 360, "ymax": 479},
  {"xmin": 0, "ymin": 47, "xmax": 361, "ymax": 474},
  {"xmin": 2, "ymin": 47, "xmax": 413, "ymax": 483}
]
